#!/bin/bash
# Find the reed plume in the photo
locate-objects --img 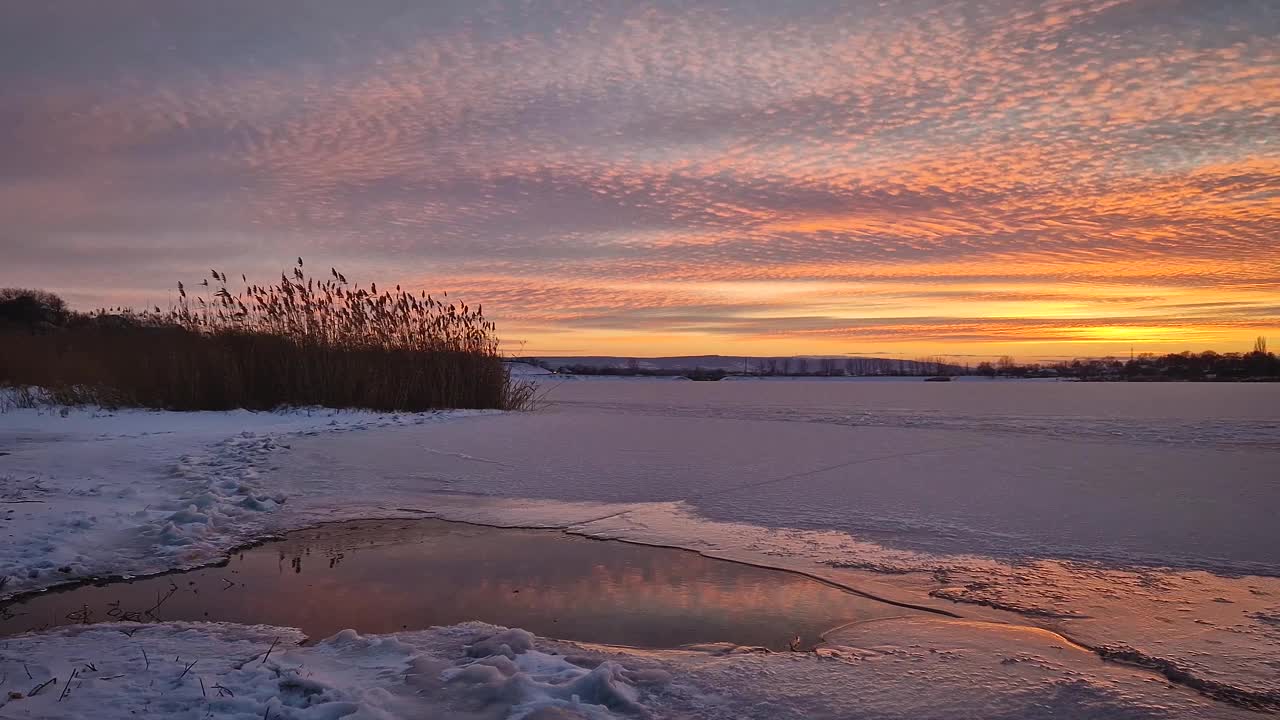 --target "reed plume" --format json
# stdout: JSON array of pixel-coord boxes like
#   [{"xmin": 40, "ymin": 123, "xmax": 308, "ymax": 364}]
[{"xmin": 0, "ymin": 259, "xmax": 533, "ymax": 411}]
